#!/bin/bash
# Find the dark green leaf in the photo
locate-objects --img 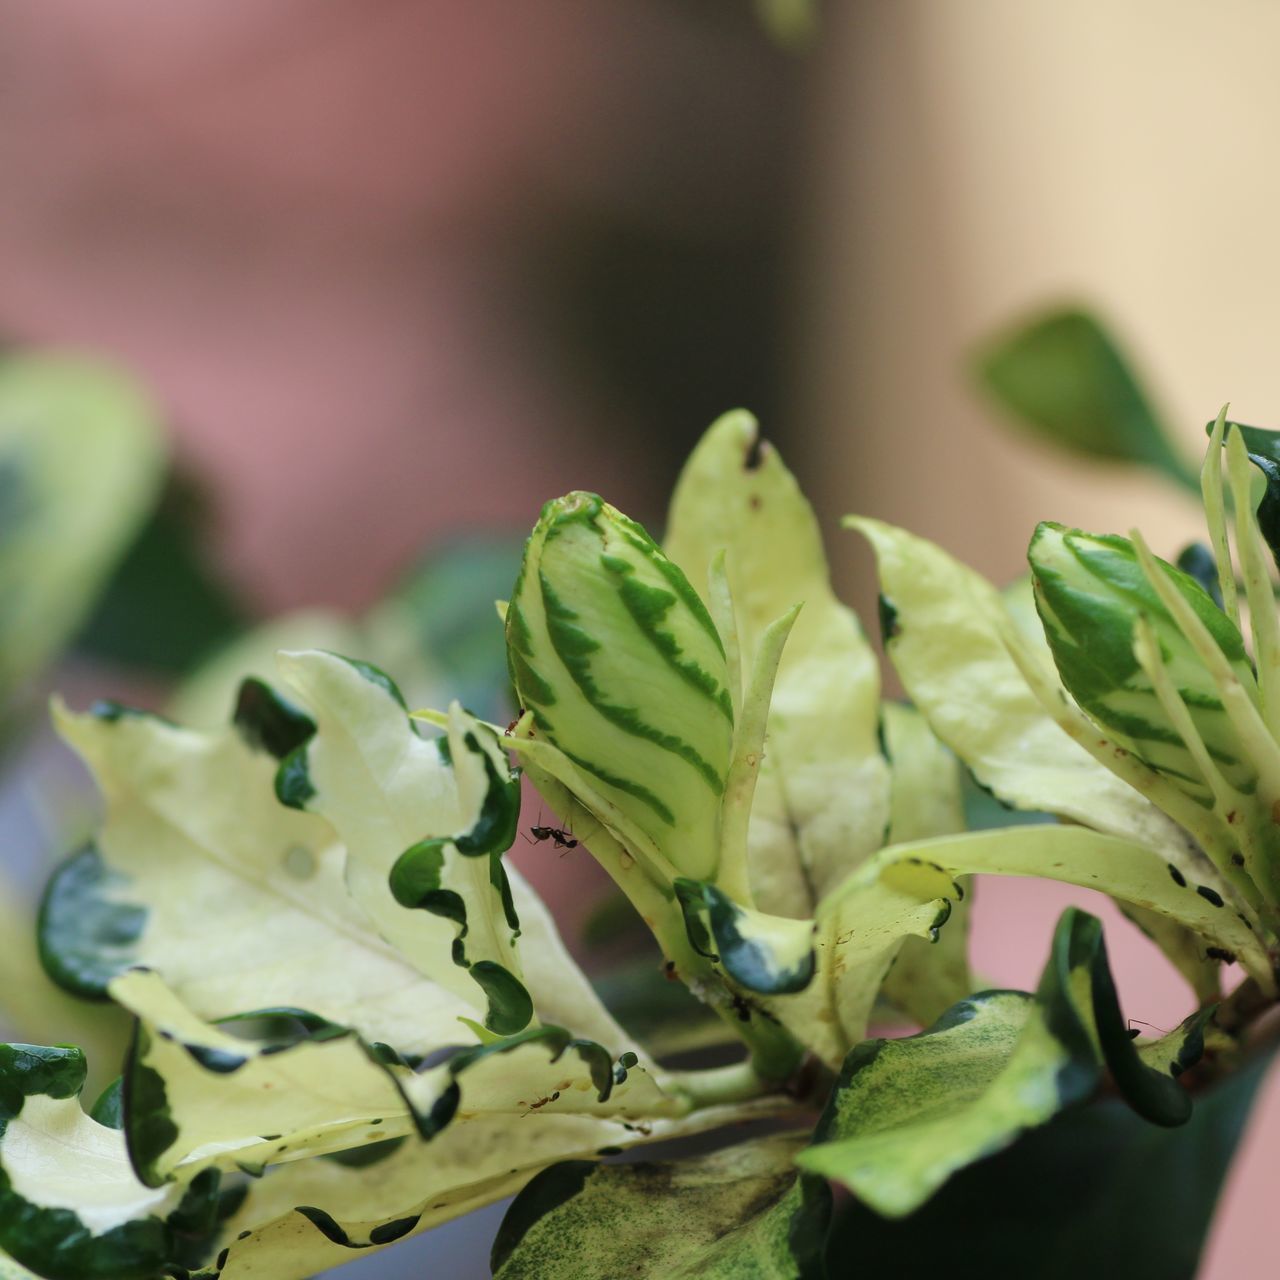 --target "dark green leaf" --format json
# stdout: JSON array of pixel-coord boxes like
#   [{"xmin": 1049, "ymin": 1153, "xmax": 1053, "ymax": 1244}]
[
  {"xmin": 800, "ymin": 909, "xmax": 1205, "ymax": 1213},
  {"xmin": 1212, "ymin": 421, "xmax": 1280, "ymax": 573},
  {"xmin": 1176, "ymin": 542, "xmax": 1224, "ymax": 608},
  {"xmin": 73, "ymin": 483, "xmax": 248, "ymax": 674},
  {"xmin": 824, "ymin": 1045, "xmax": 1274, "ymax": 1280},
  {"xmin": 975, "ymin": 308, "xmax": 1197, "ymax": 490}
]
